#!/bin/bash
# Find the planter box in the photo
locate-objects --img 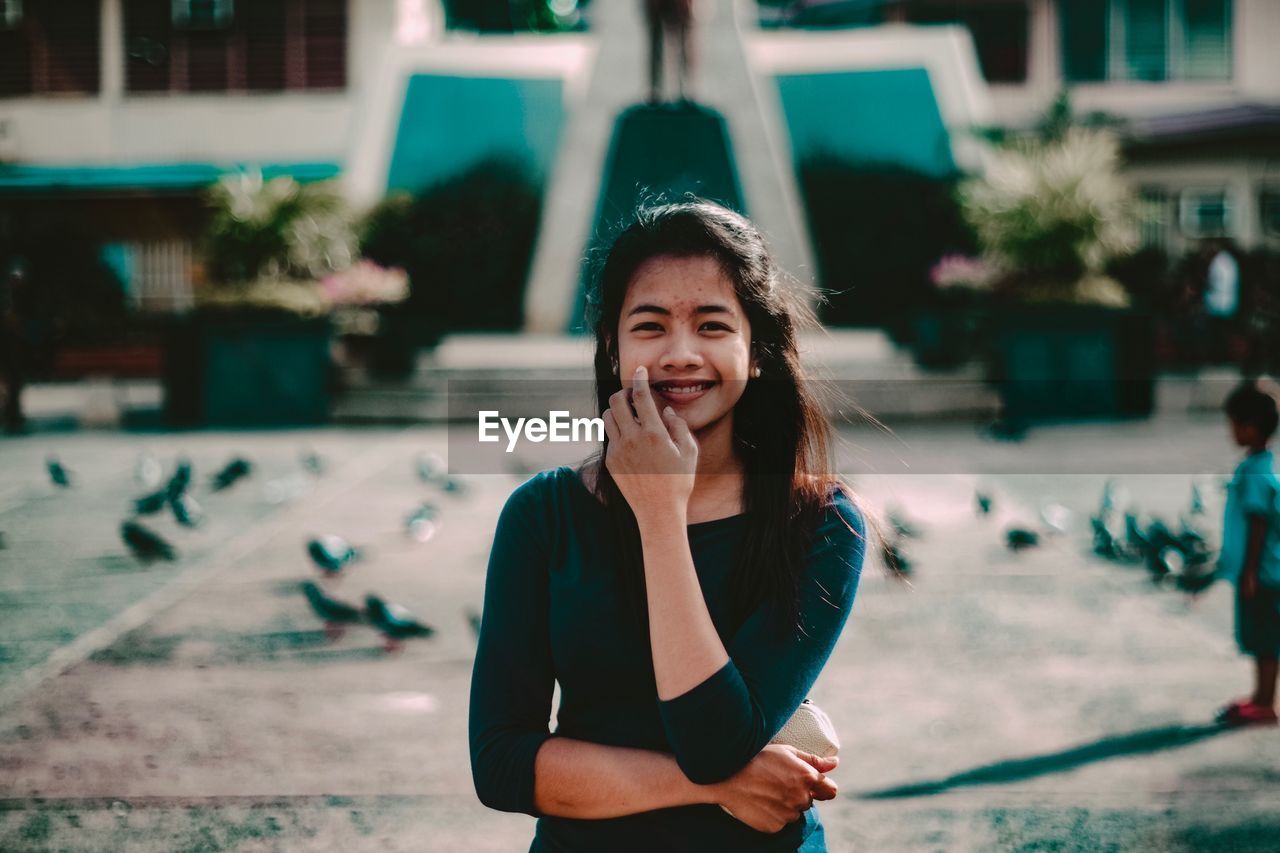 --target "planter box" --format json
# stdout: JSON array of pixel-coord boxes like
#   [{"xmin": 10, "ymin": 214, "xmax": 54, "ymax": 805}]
[
  {"xmin": 990, "ymin": 305, "xmax": 1155, "ymax": 422},
  {"xmin": 910, "ymin": 307, "xmax": 982, "ymax": 369},
  {"xmin": 164, "ymin": 315, "xmax": 333, "ymax": 427}
]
